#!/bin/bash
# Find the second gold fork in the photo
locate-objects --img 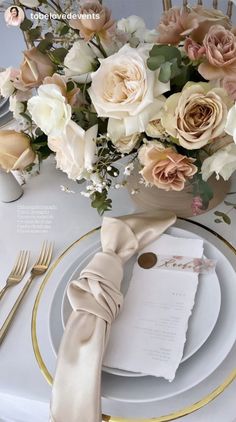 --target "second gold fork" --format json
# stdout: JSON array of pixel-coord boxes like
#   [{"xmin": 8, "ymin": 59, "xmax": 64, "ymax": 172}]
[{"xmin": 0, "ymin": 241, "xmax": 53, "ymax": 345}]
